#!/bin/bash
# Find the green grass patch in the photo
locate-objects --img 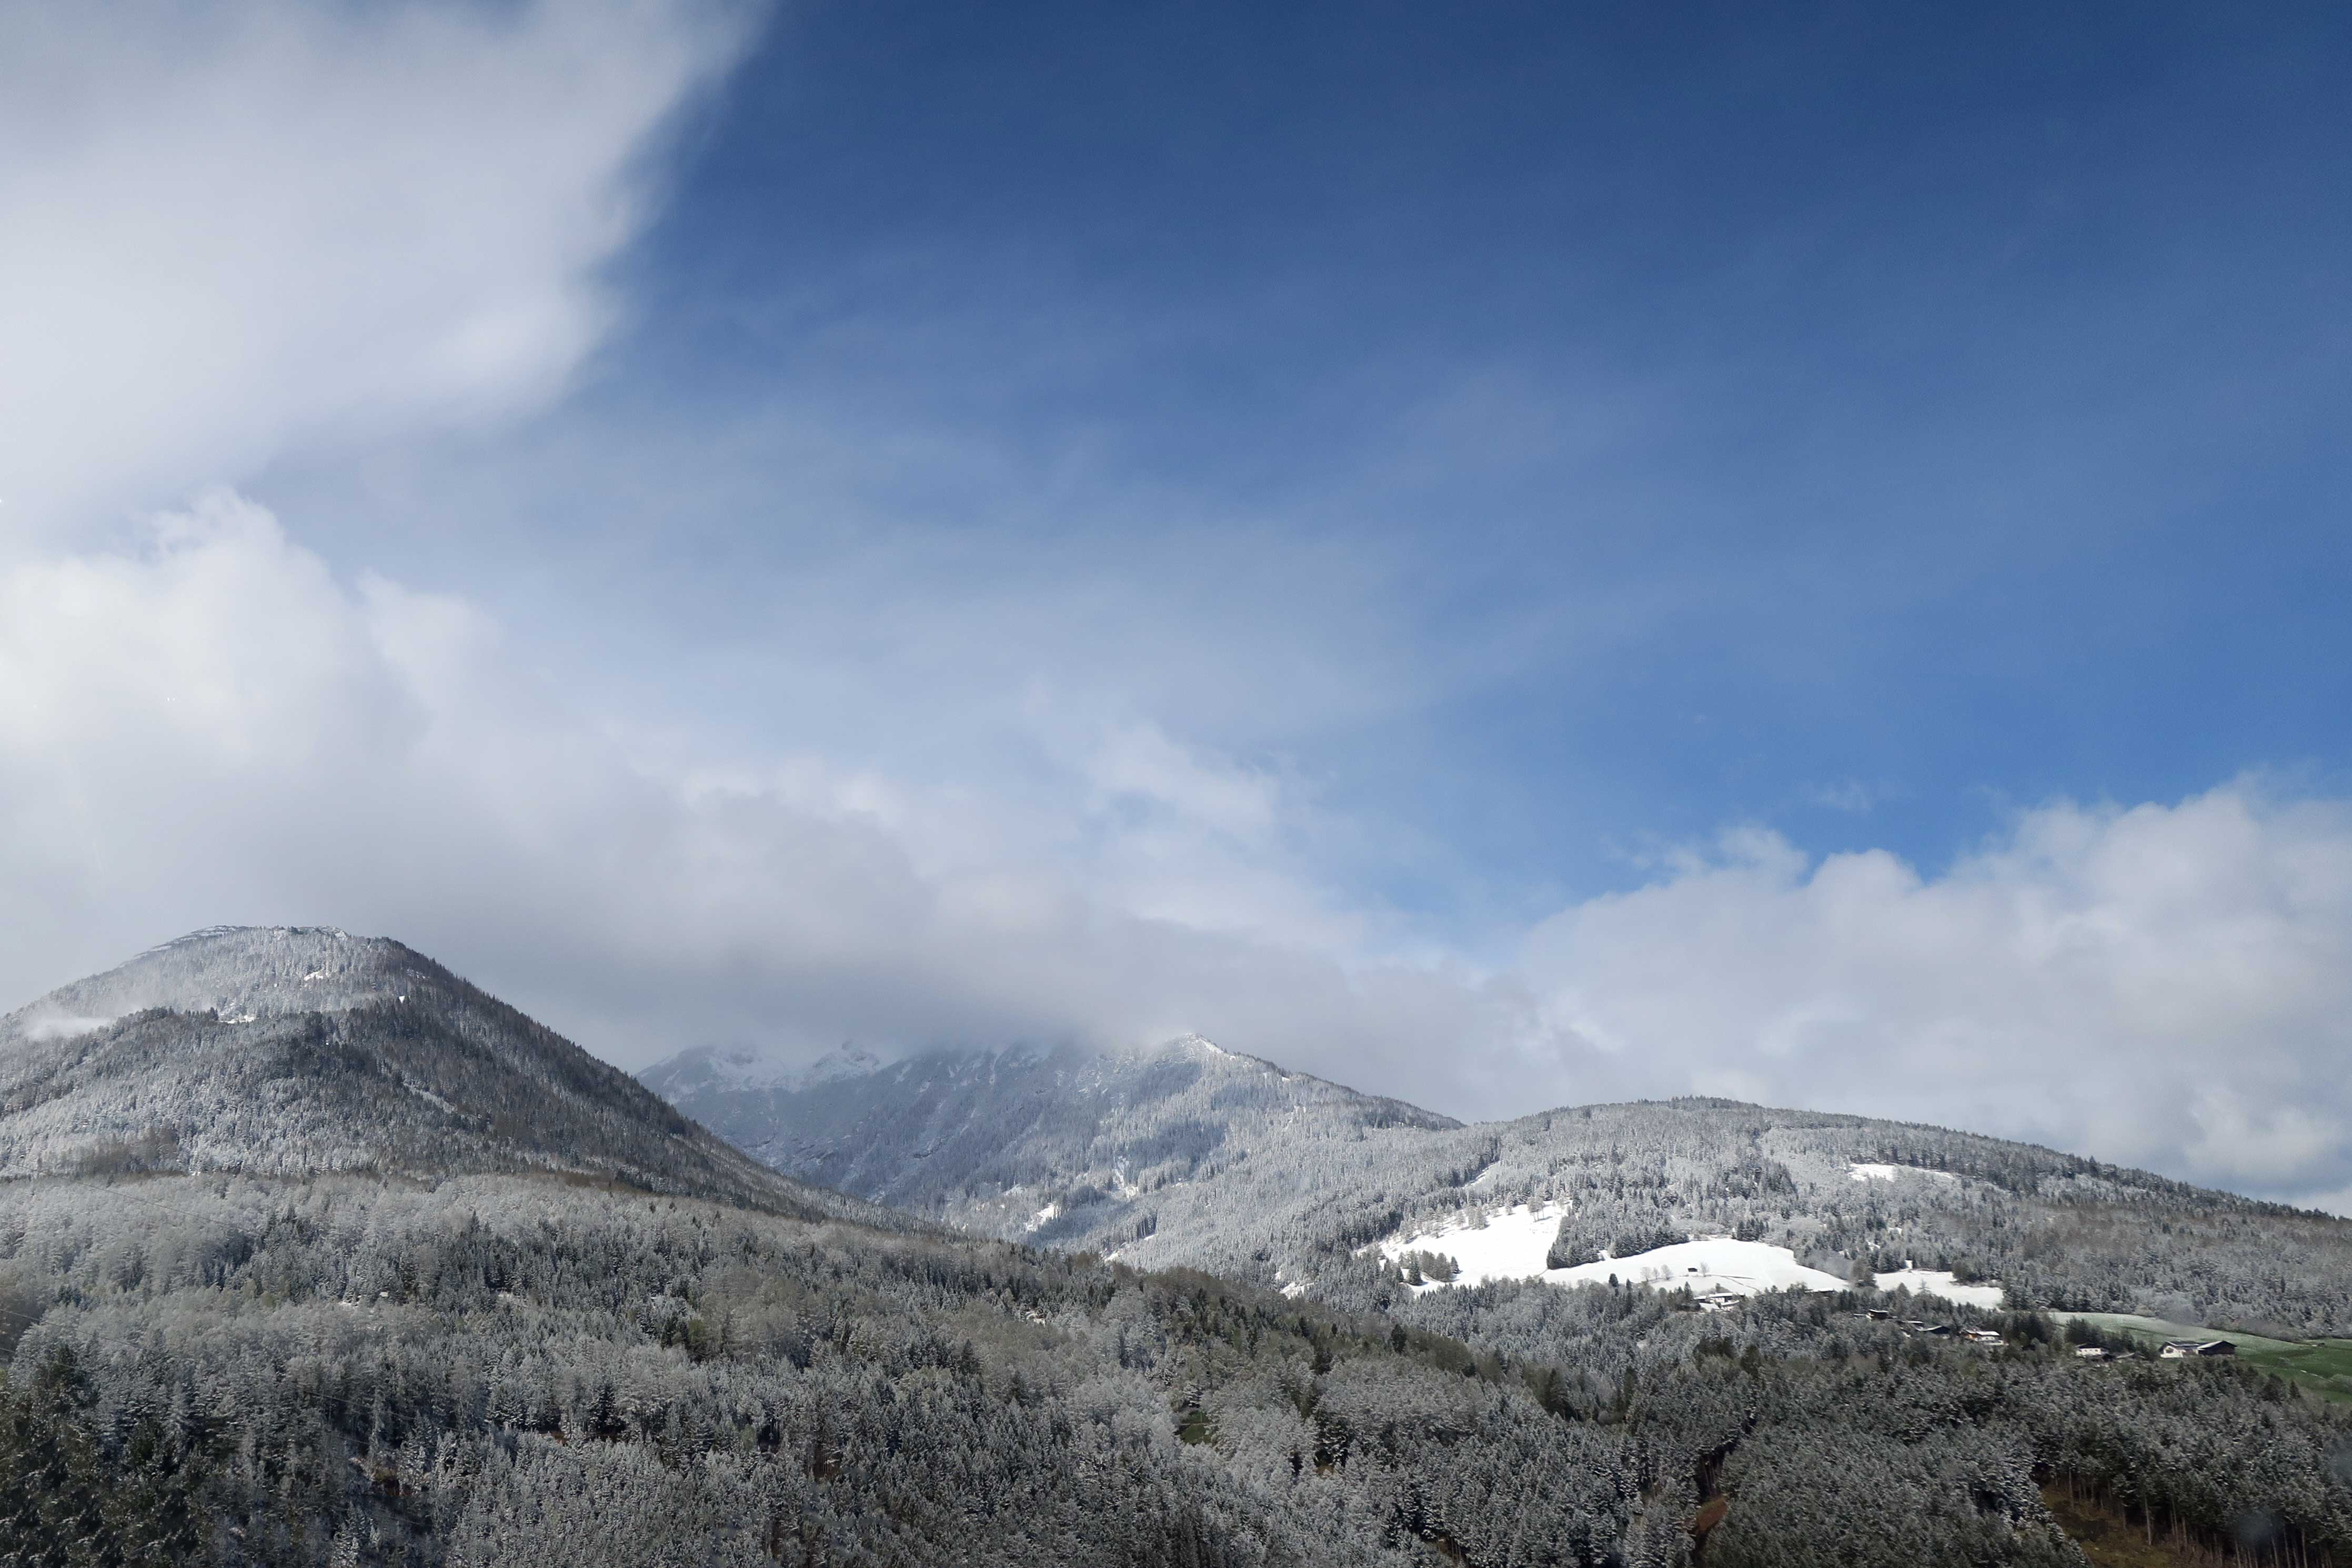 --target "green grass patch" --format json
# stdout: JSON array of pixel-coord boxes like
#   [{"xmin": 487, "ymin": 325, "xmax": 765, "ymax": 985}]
[
  {"xmin": 2236, "ymin": 1338, "xmax": 2352, "ymax": 1405},
  {"xmin": 2053, "ymin": 1312, "xmax": 2300, "ymax": 1353},
  {"xmin": 2055, "ymin": 1313, "xmax": 2352, "ymax": 1404}
]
